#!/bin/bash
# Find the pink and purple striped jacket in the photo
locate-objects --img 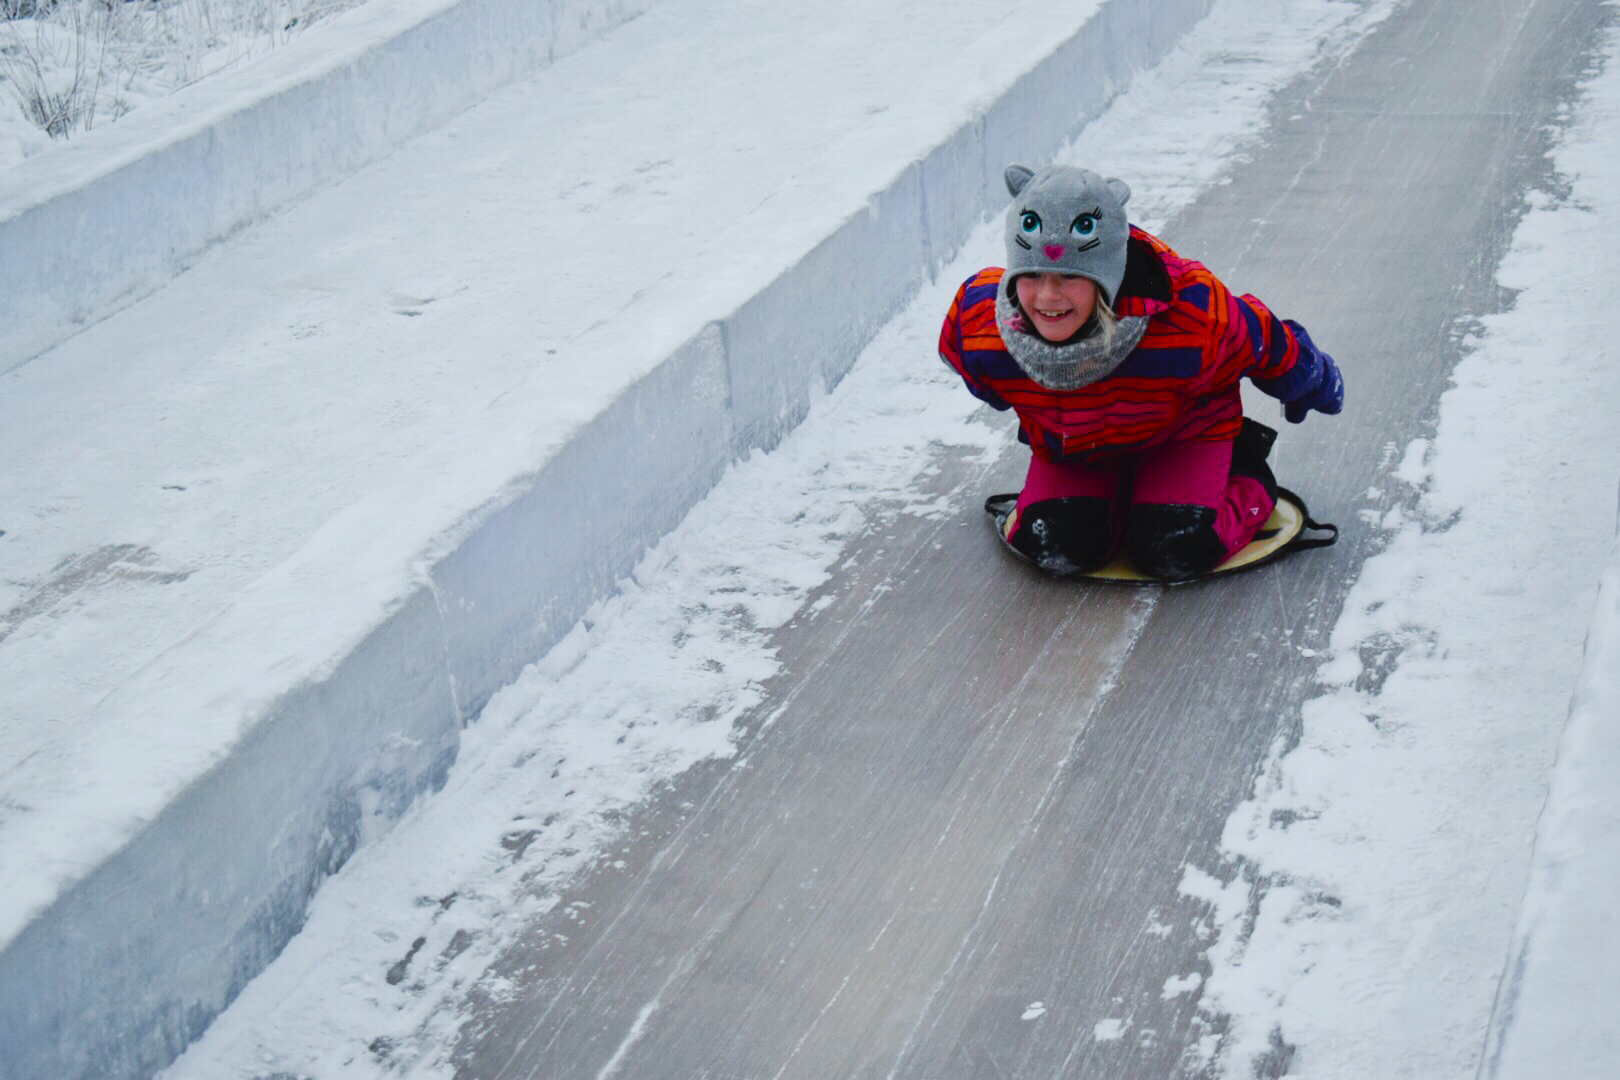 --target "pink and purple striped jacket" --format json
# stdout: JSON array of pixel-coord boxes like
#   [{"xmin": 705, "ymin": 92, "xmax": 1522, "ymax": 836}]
[{"xmin": 938, "ymin": 226, "xmax": 1330, "ymax": 462}]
